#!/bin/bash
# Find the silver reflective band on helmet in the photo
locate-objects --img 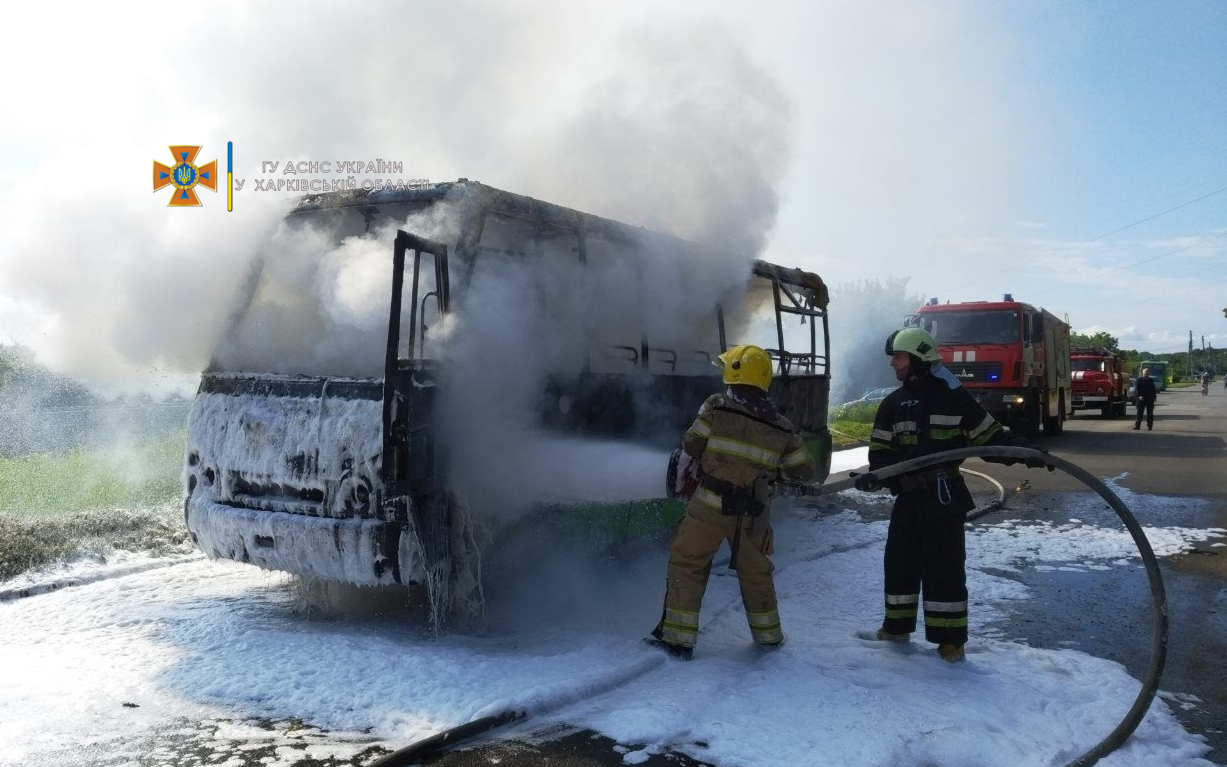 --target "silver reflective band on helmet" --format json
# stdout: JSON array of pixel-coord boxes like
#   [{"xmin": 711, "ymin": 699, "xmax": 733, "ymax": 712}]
[{"xmin": 885, "ymin": 327, "xmax": 943, "ymax": 362}]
